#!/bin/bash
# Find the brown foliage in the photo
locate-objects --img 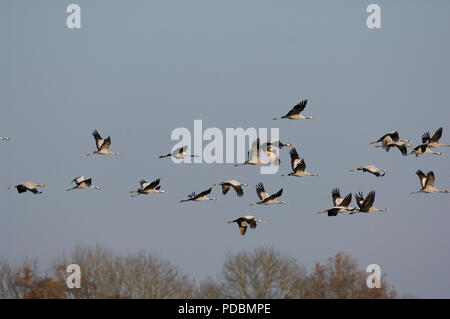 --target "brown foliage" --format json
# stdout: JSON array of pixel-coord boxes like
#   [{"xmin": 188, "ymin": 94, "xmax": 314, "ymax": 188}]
[
  {"xmin": 199, "ymin": 249, "xmax": 397, "ymax": 299},
  {"xmin": 0, "ymin": 261, "xmax": 66, "ymax": 299},
  {"xmin": 0, "ymin": 246, "xmax": 398, "ymax": 299},
  {"xmin": 305, "ymin": 252, "xmax": 396, "ymax": 299}
]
